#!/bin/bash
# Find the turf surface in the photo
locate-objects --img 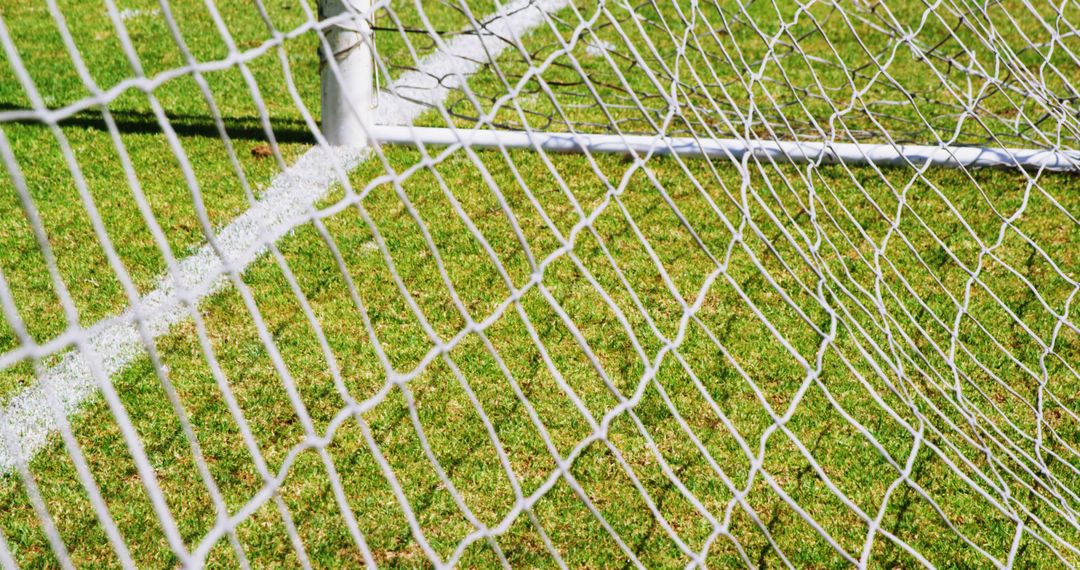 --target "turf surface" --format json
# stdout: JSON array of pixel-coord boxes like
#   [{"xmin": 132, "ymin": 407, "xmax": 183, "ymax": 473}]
[{"xmin": 0, "ymin": 0, "xmax": 1078, "ymax": 567}]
